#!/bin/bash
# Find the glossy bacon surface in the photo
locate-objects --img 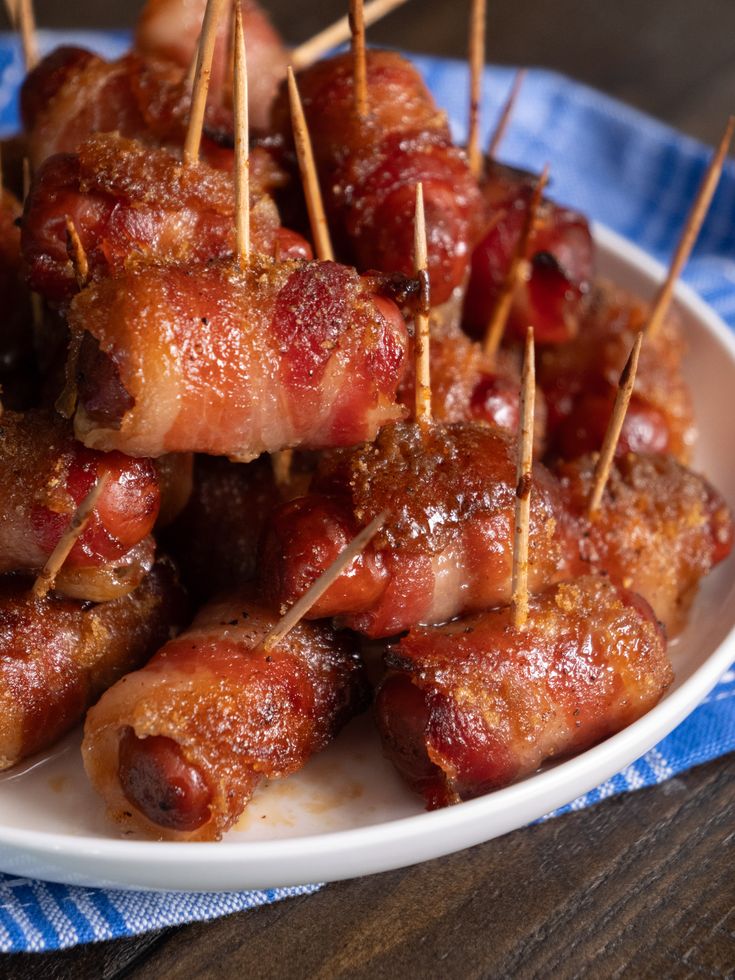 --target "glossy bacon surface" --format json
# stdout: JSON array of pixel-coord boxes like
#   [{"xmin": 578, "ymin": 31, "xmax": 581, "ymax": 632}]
[
  {"xmin": 23, "ymin": 50, "xmax": 234, "ymax": 171},
  {"xmin": 261, "ymin": 421, "xmax": 582, "ymax": 637},
  {"xmin": 539, "ymin": 279, "xmax": 695, "ymax": 461},
  {"xmin": 274, "ymin": 51, "xmax": 483, "ymax": 305},
  {"xmin": 376, "ymin": 576, "xmax": 671, "ymax": 808},
  {"xmin": 0, "ymin": 410, "xmax": 160, "ymax": 597},
  {"xmin": 135, "ymin": 0, "xmax": 289, "ymax": 131},
  {"xmin": 69, "ymin": 256, "xmax": 409, "ymax": 460},
  {"xmin": 558, "ymin": 453, "xmax": 734, "ymax": 634},
  {"xmin": 82, "ymin": 595, "xmax": 369, "ymax": 840},
  {"xmin": 463, "ymin": 161, "xmax": 595, "ymax": 345},
  {"xmin": 0, "ymin": 558, "xmax": 185, "ymax": 770},
  {"xmin": 22, "ymin": 134, "xmax": 310, "ymax": 305}
]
